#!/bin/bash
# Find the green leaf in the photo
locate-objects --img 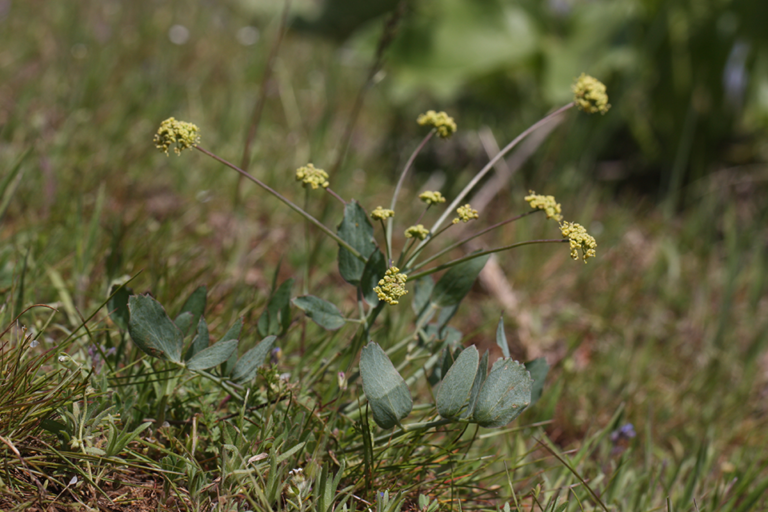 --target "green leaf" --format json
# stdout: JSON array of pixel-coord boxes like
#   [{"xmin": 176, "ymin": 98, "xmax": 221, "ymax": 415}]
[
  {"xmin": 496, "ymin": 316, "xmax": 510, "ymax": 359},
  {"xmin": 128, "ymin": 294, "xmax": 183, "ymax": 363},
  {"xmin": 360, "ymin": 248, "xmax": 387, "ymax": 306},
  {"xmin": 187, "ymin": 339, "xmax": 239, "ymax": 371},
  {"xmin": 430, "ymin": 253, "xmax": 490, "ymax": 307},
  {"xmin": 436, "ymin": 345, "xmax": 479, "ymax": 419},
  {"xmin": 185, "ymin": 316, "xmax": 209, "ymax": 361},
  {"xmin": 107, "ymin": 283, "xmax": 132, "ymax": 331},
  {"xmin": 337, "ymin": 201, "xmax": 376, "ymax": 286},
  {"xmin": 462, "ymin": 350, "xmax": 489, "ymax": 419},
  {"xmin": 472, "ymin": 359, "xmax": 532, "ymax": 428},
  {"xmin": 220, "ymin": 318, "xmax": 243, "ymax": 376},
  {"xmin": 231, "ymin": 335, "xmax": 277, "ymax": 383},
  {"xmin": 412, "ymin": 276, "xmax": 435, "ymax": 316},
  {"xmin": 360, "ymin": 342, "xmax": 413, "ymax": 429},
  {"xmin": 524, "ymin": 358, "xmax": 549, "ymax": 407},
  {"xmin": 436, "ymin": 303, "xmax": 459, "ymax": 330},
  {"xmin": 174, "ymin": 311, "xmax": 194, "ymax": 337},
  {"xmin": 258, "ymin": 278, "xmax": 294, "ymax": 337},
  {"xmin": 175, "ymin": 285, "xmax": 207, "ymax": 334},
  {"xmin": 292, "ymin": 295, "xmax": 346, "ymax": 331}
]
